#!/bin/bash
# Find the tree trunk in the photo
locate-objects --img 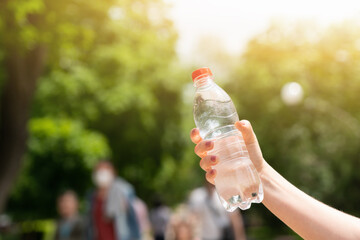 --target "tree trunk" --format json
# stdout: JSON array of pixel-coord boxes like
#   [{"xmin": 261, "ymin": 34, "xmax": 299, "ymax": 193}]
[{"xmin": 0, "ymin": 45, "xmax": 46, "ymax": 213}]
